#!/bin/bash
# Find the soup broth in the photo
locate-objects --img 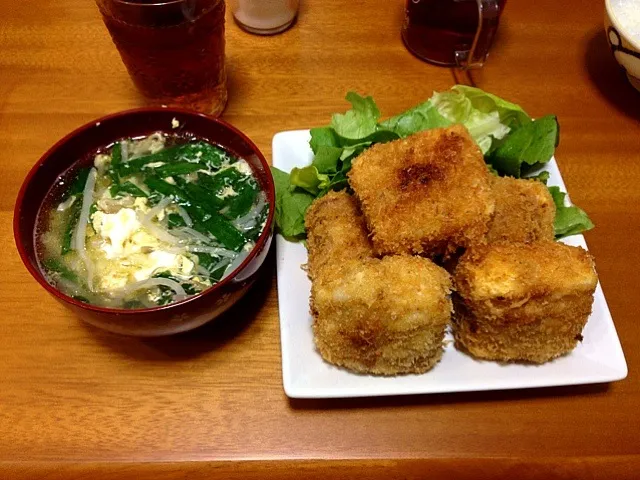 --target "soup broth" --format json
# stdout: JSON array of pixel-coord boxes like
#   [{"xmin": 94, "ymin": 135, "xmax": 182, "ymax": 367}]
[{"xmin": 36, "ymin": 132, "xmax": 269, "ymax": 309}]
